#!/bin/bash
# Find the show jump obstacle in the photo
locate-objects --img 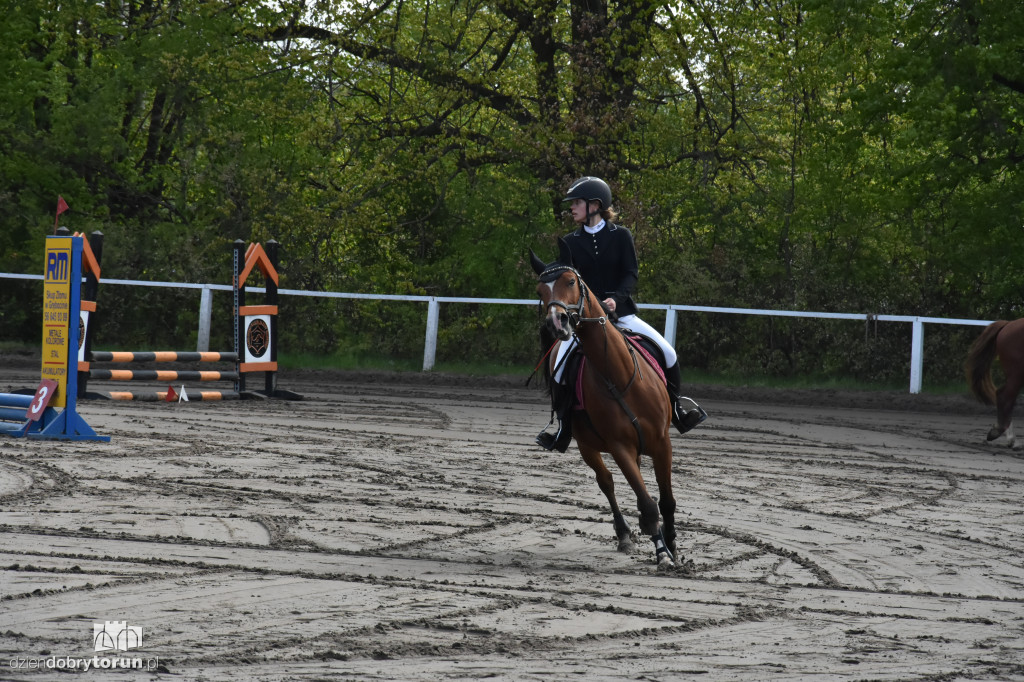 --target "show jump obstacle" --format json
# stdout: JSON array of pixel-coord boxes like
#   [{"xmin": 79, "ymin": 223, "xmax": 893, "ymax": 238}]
[
  {"xmin": 232, "ymin": 239, "xmax": 301, "ymax": 400},
  {"xmin": 77, "ymin": 236, "xmax": 300, "ymax": 401},
  {"xmin": 0, "ymin": 230, "xmax": 108, "ymax": 440}
]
